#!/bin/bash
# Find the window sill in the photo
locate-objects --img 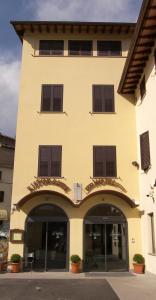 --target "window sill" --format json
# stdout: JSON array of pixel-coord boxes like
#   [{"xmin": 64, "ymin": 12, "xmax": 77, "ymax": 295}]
[
  {"xmin": 33, "ymin": 55, "xmax": 127, "ymax": 58},
  {"xmin": 91, "ymin": 176, "xmax": 118, "ymax": 179},
  {"xmin": 37, "ymin": 176, "xmax": 64, "ymax": 179},
  {"xmin": 37, "ymin": 111, "xmax": 66, "ymax": 114},
  {"xmin": 90, "ymin": 112, "xmax": 116, "ymax": 115},
  {"xmin": 148, "ymin": 253, "xmax": 156, "ymax": 257}
]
